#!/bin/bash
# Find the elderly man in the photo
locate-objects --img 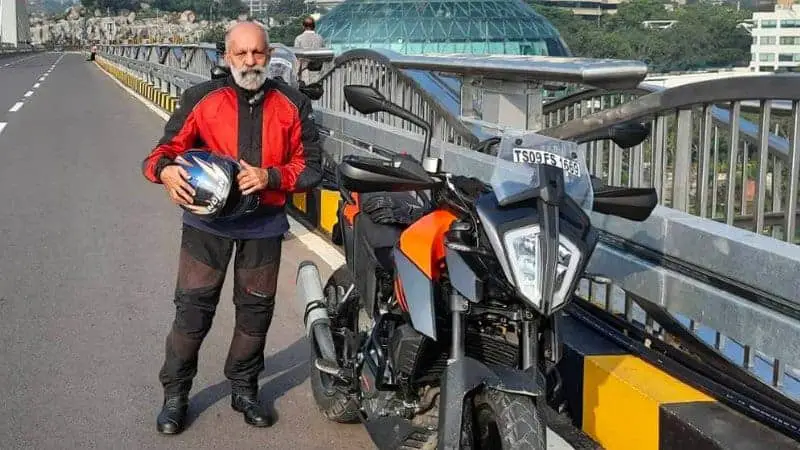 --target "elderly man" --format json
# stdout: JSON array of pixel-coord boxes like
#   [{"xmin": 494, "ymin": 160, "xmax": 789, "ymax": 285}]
[{"xmin": 142, "ymin": 21, "xmax": 321, "ymax": 435}]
